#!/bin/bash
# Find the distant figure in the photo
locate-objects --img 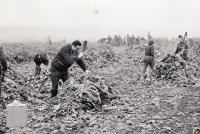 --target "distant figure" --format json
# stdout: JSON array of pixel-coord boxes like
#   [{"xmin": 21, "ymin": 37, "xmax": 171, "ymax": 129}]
[
  {"xmin": 131, "ymin": 34, "xmax": 135, "ymax": 45},
  {"xmin": 122, "ymin": 36, "xmax": 127, "ymax": 45},
  {"xmin": 127, "ymin": 34, "xmax": 131, "ymax": 46},
  {"xmin": 98, "ymin": 38, "xmax": 107, "ymax": 43},
  {"xmin": 107, "ymin": 35, "xmax": 112, "ymax": 44},
  {"xmin": 0, "ymin": 46, "xmax": 7, "ymax": 97},
  {"xmin": 175, "ymin": 32, "xmax": 188, "ymax": 60},
  {"xmin": 113, "ymin": 35, "xmax": 118, "ymax": 46},
  {"xmin": 142, "ymin": 39, "xmax": 155, "ymax": 78},
  {"xmin": 135, "ymin": 36, "xmax": 141, "ymax": 45},
  {"xmin": 34, "ymin": 52, "xmax": 49, "ymax": 76},
  {"xmin": 140, "ymin": 37, "xmax": 146, "ymax": 43},
  {"xmin": 118, "ymin": 35, "xmax": 122, "ymax": 47}
]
